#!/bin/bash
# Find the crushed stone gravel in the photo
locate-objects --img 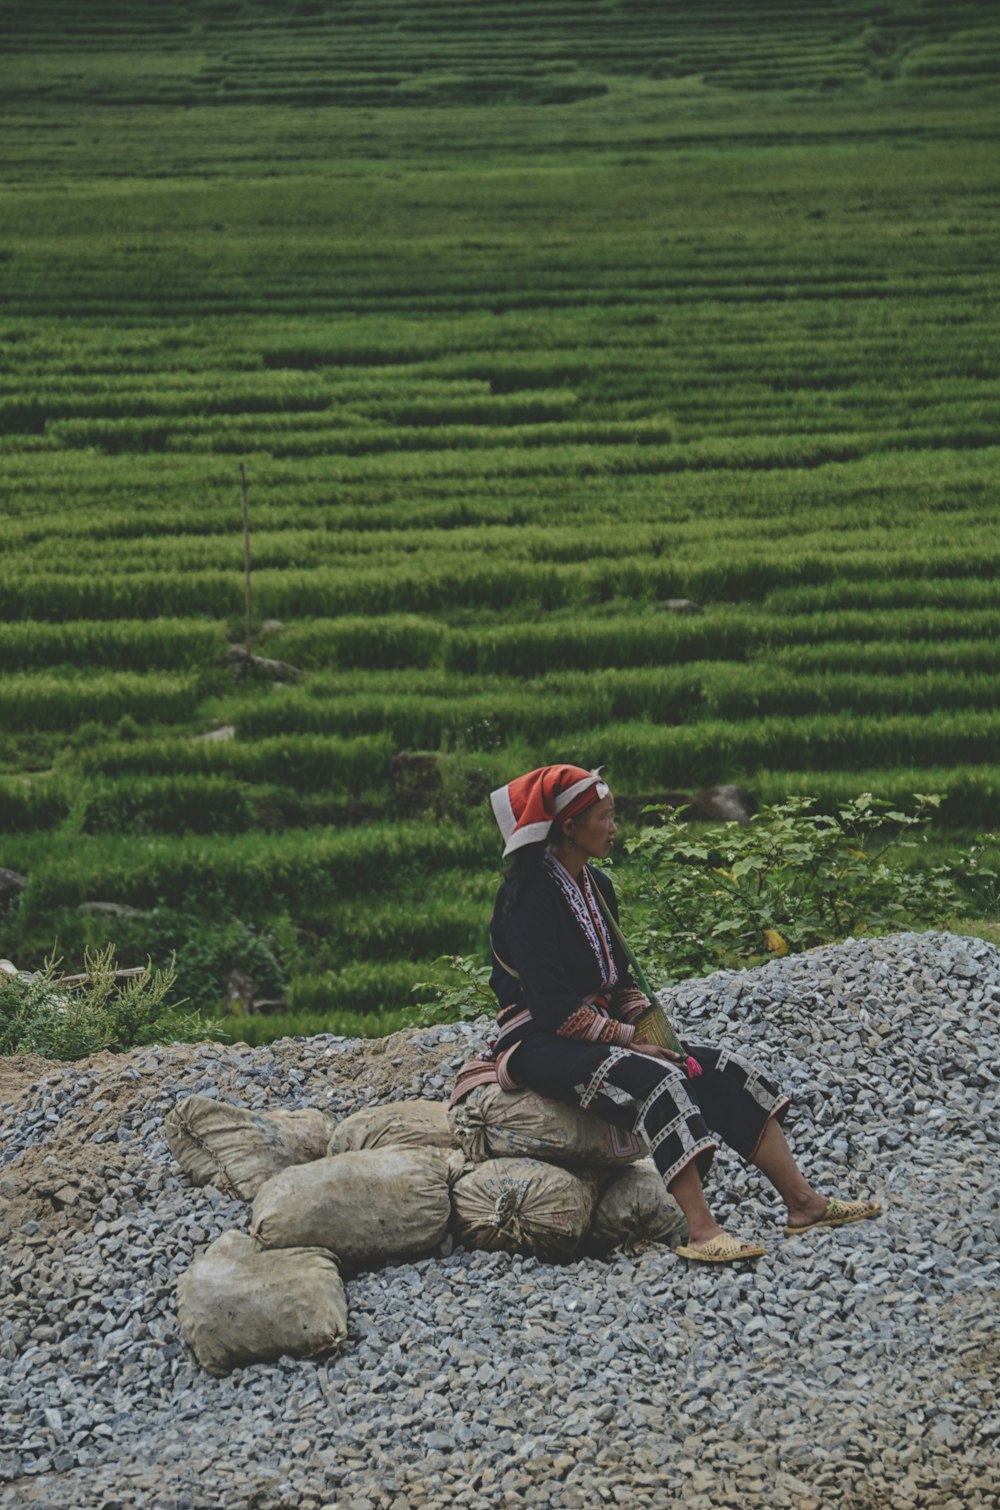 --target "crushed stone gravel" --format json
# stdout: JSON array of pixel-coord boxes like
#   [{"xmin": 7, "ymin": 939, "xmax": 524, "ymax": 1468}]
[{"xmin": 1, "ymin": 930, "xmax": 997, "ymax": 1509}]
